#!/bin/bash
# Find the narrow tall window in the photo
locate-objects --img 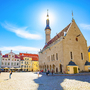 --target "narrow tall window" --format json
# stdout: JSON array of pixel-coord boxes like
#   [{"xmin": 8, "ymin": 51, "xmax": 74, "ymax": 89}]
[
  {"xmin": 81, "ymin": 53, "xmax": 83, "ymax": 60},
  {"xmin": 53, "ymin": 54, "xmax": 55, "ymax": 61},
  {"xmin": 70, "ymin": 52, "xmax": 73, "ymax": 60},
  {"xmin": 56, "ymin": 53, "xmax": 58, "ymax": 60}
]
